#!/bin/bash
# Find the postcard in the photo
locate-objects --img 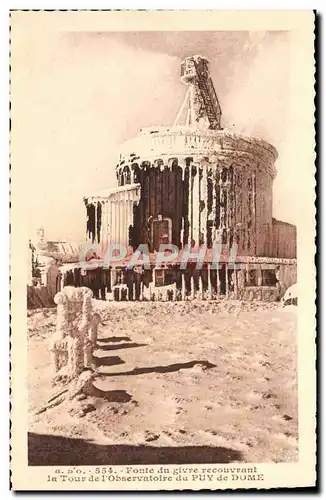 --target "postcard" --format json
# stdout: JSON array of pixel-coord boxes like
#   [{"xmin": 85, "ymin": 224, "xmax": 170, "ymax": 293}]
[{"xmin": 10, "ymin": 10, "xmax": 316, "ymax": 490}]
